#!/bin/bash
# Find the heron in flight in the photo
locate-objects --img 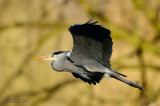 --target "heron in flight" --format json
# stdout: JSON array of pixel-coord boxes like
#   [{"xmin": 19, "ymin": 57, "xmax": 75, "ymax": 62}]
[{"xmin": 33, "ymin": 18, "xmax": 143, "ymax": 90}]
